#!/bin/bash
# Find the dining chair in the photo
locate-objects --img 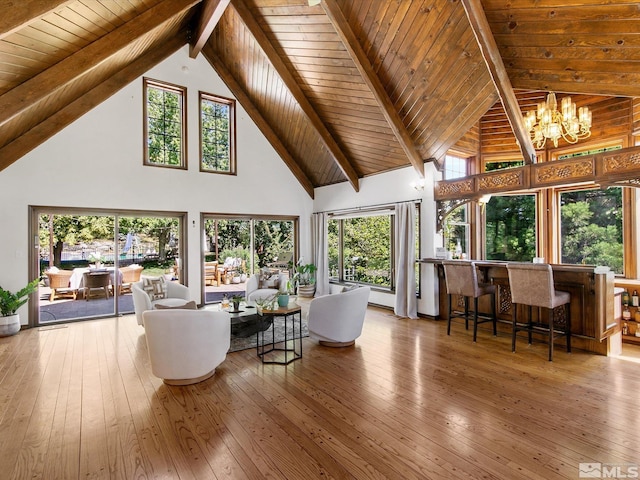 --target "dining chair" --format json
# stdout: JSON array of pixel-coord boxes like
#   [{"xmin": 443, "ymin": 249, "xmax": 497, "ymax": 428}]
[{"xmin": 83, "ymin": 271, "xmax": 111, "ymax": 300}]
